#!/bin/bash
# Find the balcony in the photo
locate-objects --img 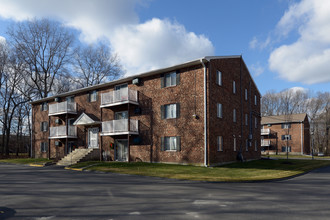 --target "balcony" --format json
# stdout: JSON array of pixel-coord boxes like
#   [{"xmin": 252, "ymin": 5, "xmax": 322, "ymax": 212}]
[
  {"xmin": 101, "ymin": 119, "xmax": 139, "ymax": 136},
  {"xmin": 100, "ymin": 88, "xmax": 138, "ymax": 108},
  {"xmin": 49, "ymin": 101, "xmax": 77, "ymax": 116},
  {"xmin": 261, "ymin": 128, "xmax": 271, "ymax": 135},
  {"xmin": 261, "ymin": 140, "xmax": 271, "ymax": 147},
  {"xmin": 49, "ymin": 126, "xmax": 77, "ymax": 139}
]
